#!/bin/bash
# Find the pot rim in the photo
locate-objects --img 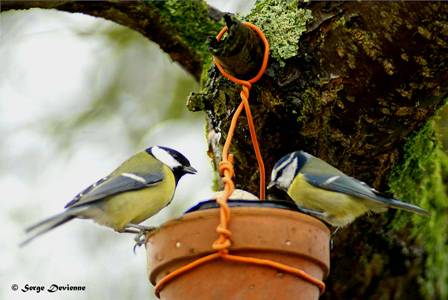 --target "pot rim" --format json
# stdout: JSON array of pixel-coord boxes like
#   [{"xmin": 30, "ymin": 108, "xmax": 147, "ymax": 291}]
[
  {"xmin": 185, "ymin": 199, "xmax": 300, "ymax": 214},
  {"xmin": 164, "ymin": 205, "xmax": 330, "ymax": 235}
]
